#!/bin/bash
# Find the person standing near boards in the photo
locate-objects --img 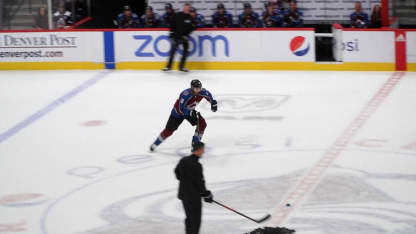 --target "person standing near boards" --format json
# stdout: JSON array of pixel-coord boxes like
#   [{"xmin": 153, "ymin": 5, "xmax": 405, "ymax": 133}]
[
  {"xmin": 174, "ymin": 142, "xmax": 214, "ymax": 234},
  {"xmin": 162, "ymin": 3, "xmax": 195, "ymax": 72}
]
